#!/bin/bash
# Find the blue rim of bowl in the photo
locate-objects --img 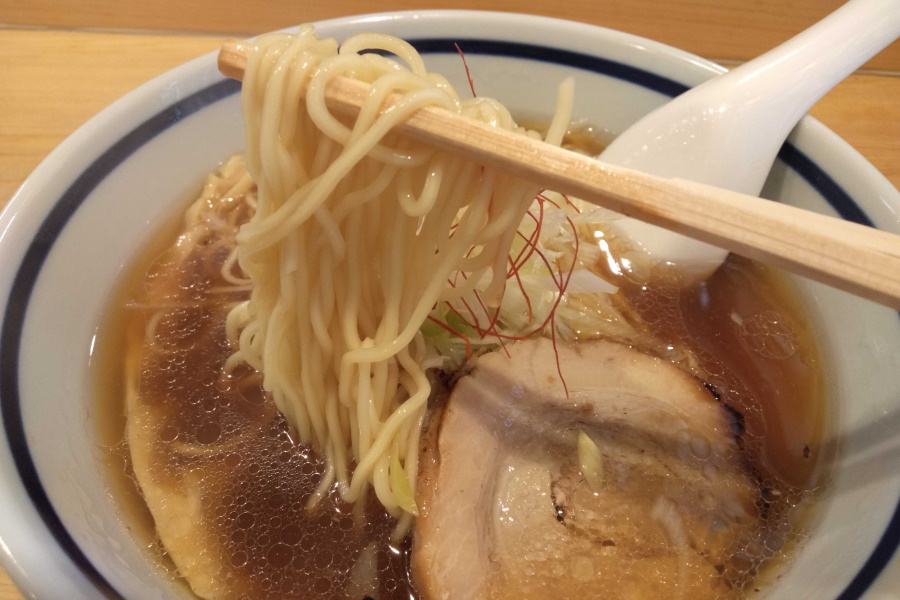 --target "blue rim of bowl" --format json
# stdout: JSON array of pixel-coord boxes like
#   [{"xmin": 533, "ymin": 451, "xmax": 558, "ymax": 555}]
[{"xmin": 0, "ymin": 37, "xmax": 896, "ymax": 599}]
